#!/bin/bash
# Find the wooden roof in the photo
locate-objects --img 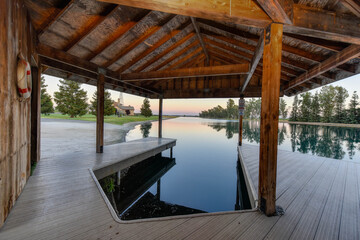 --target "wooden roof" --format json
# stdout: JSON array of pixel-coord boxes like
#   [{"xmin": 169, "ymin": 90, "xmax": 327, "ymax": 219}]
[{"xmin": 25, "ymin": 0, "xmax": 360, "ymax": 98}]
